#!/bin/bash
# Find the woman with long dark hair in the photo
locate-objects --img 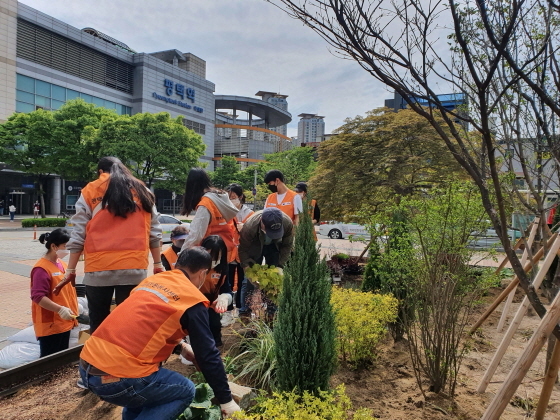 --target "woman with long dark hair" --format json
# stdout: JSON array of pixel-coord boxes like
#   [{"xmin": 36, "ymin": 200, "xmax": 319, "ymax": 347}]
[
  {"xmin": 54, "ymin": 157, "xmax": 162, "ymax": 334},
  {"xmin": 31, "ymin": 228, "xmax": 78, "ymax": 357},
  {"xmin": 199, "ymin": 235, "xmax": 232, "ymax": 346},
  {"xmin": 180, "ymin": 168, "xmax": 238, "ymax": 260}
]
